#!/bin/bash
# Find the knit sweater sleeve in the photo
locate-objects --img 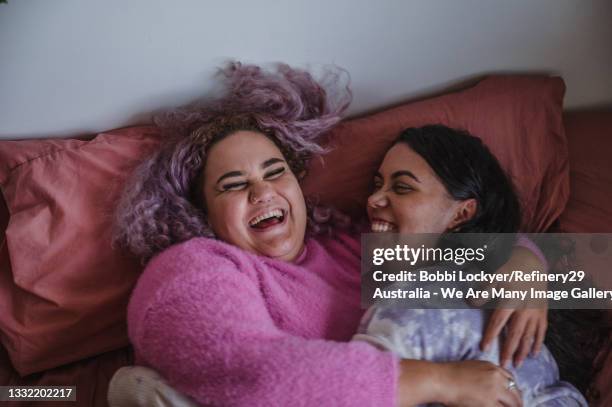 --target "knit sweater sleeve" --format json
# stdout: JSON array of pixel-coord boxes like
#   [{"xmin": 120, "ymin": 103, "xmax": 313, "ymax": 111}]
[{"xmin": 128, "ymin": 240, "xmax": 398, "ymax": 407}]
